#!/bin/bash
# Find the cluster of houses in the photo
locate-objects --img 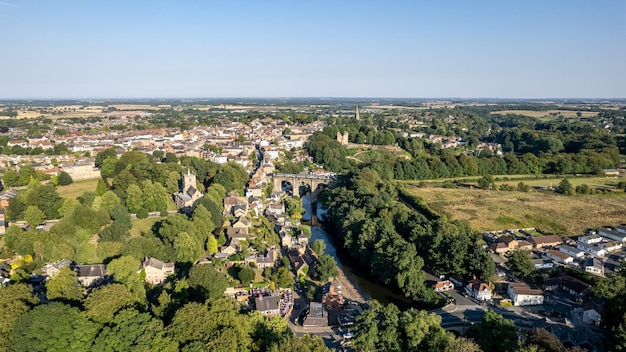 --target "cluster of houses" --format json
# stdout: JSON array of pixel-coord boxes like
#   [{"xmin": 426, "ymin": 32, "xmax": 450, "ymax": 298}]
[
  {"xmin": 37, "ymin": 256, "xmax": 176, "ymax": 291},
  {"xmin": 486, "ymin": 227, "xmax": 626, "ymax": 277},
  {"xmin": 428, "ymin": 226, "xmax": 626, "ymax": 329}
]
